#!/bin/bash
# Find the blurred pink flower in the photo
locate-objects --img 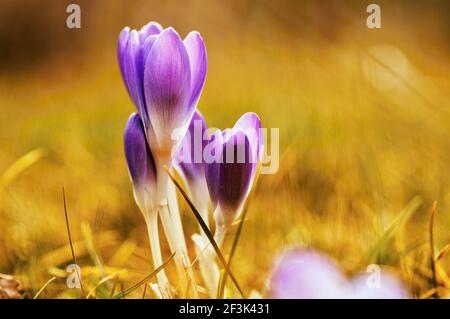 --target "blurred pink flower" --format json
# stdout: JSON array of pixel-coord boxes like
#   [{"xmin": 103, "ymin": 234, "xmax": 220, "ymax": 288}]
[{"xmin": 269, "ymin": 249, "xmax": 408, "ymax": 299}]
